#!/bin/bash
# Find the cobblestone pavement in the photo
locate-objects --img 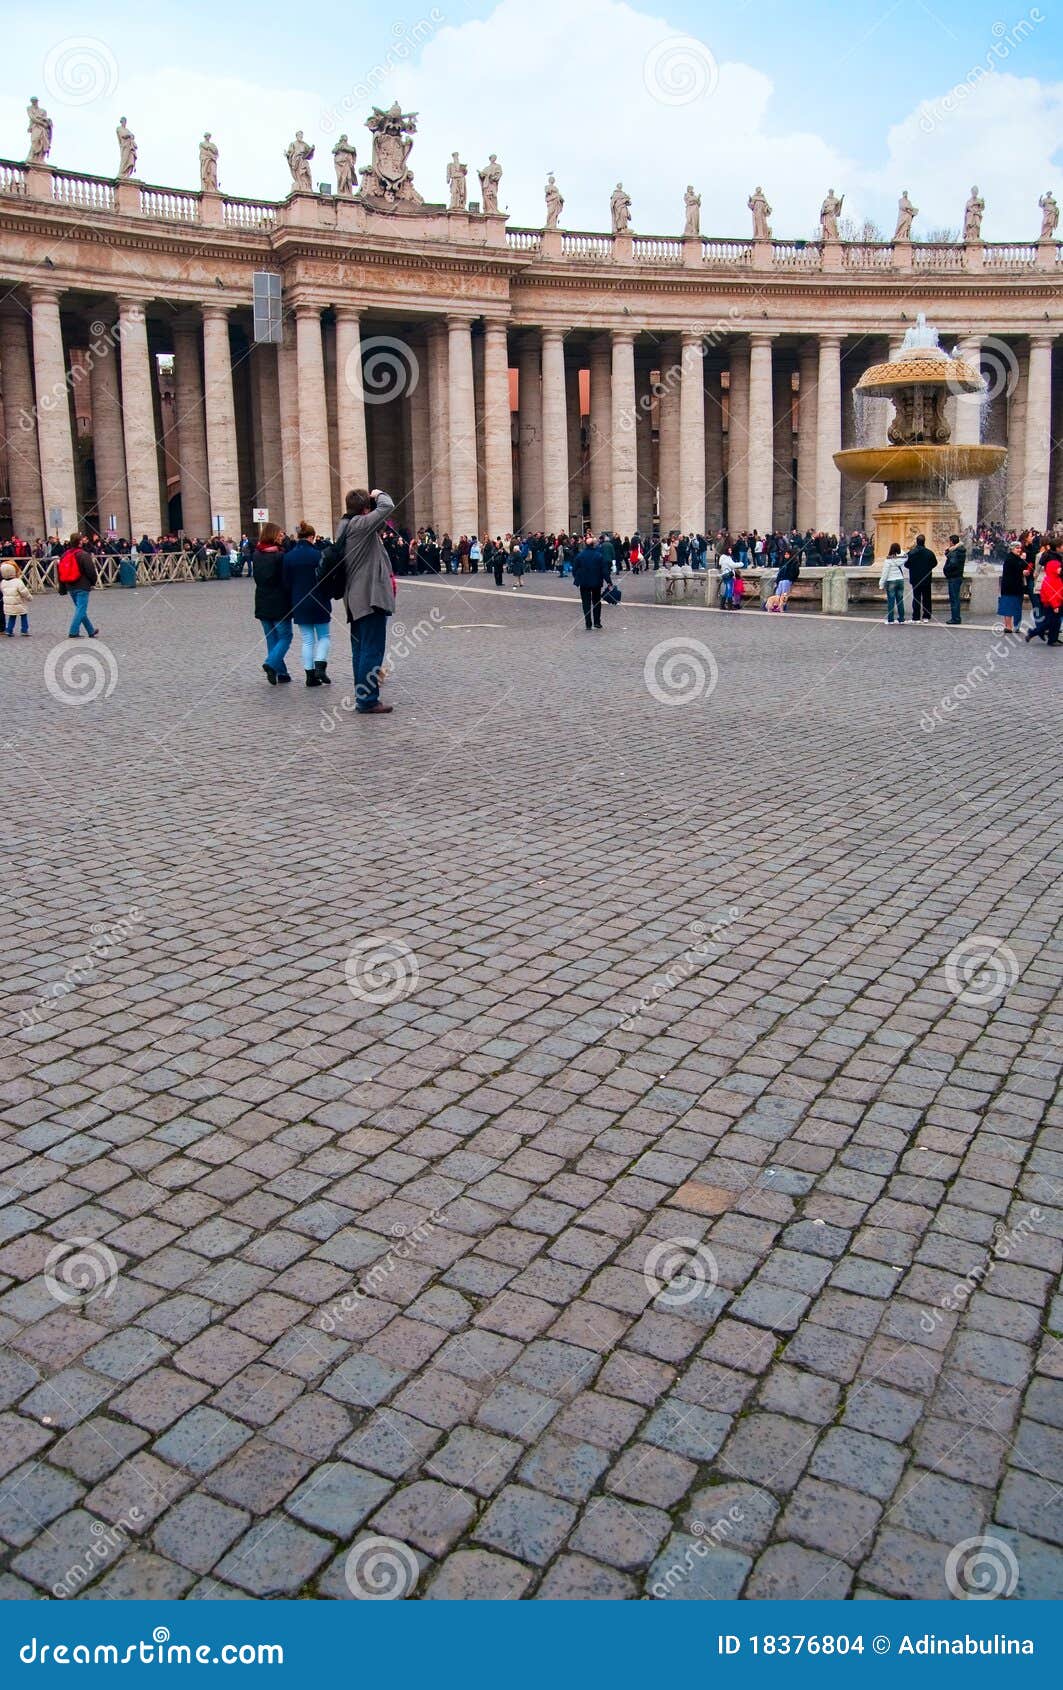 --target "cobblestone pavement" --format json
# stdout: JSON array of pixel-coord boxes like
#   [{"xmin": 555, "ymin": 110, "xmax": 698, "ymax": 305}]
[{"xmin": 1, "ymin": 576, "xmax": 1061, "ymax": 1602}]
